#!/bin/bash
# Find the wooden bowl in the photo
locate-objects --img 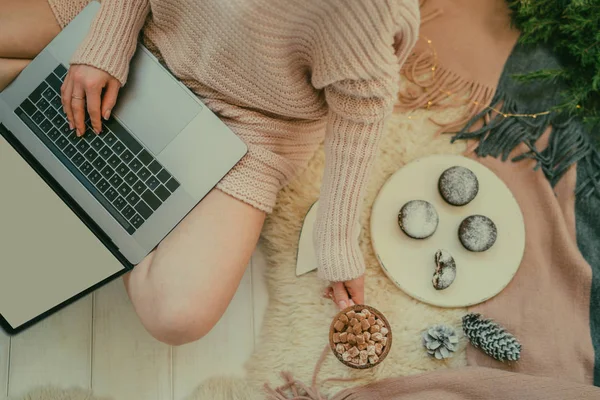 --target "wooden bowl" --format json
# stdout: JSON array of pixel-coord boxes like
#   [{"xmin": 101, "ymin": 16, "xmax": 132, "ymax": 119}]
[{"xmin": 329, "ymin": 304, "xmax": 392, "ymax": 369}]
